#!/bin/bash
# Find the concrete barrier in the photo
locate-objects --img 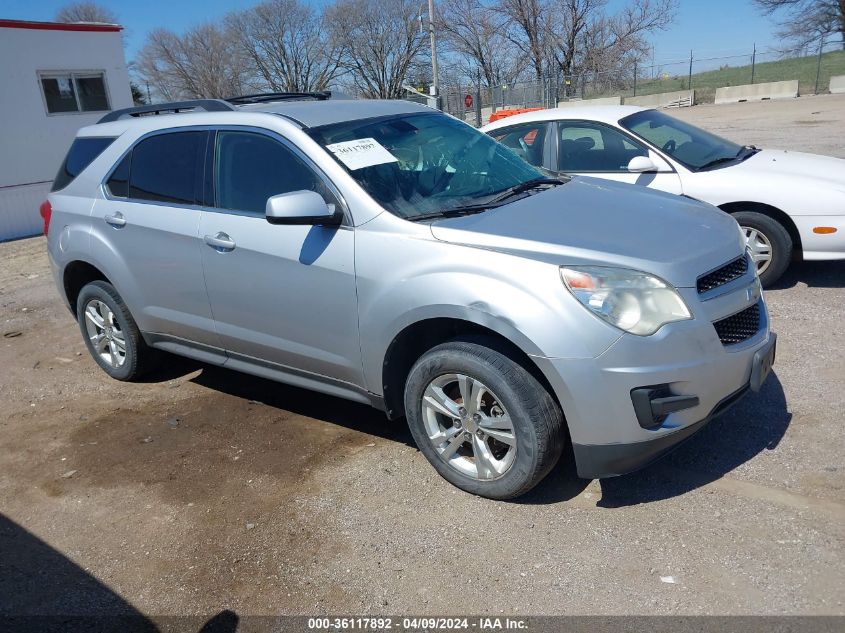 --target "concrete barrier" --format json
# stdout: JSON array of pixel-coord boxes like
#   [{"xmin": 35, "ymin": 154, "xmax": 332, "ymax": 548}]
[
  {"xmin": 557, "ymin": 96, "xmax": 622, "ymax": 107},
  {"xmin": 714, "ymin": 80, "xmax": 798, "ymax": 104},
  {"xmin": 623, "ymin": 90, "xmax": 694, "ymax": 108},
  {"xmin": 830, "ymin": 75, "xmax": 845, "ymax": 94}
]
